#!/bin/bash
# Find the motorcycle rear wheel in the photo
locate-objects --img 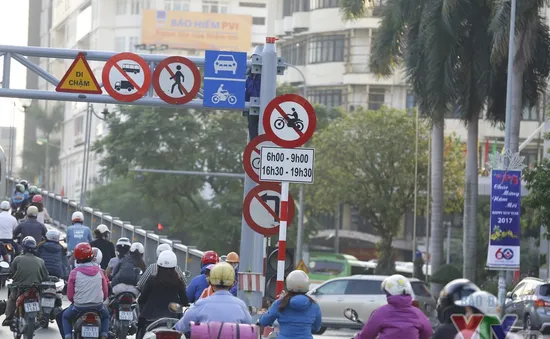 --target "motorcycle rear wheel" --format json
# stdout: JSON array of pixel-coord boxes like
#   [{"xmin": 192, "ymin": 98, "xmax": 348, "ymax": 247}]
[{"xmin": 23, "ymin": 317, "xmax": 35, "ymax": 339}]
